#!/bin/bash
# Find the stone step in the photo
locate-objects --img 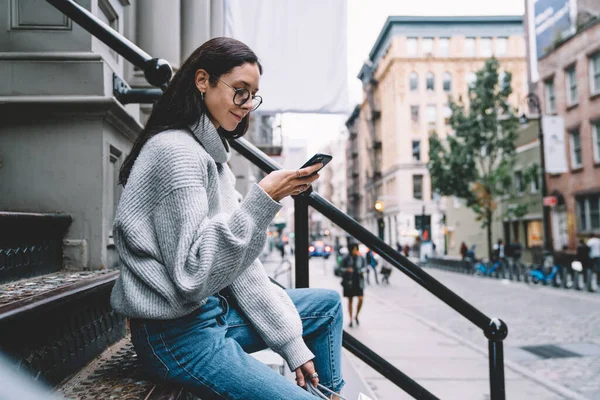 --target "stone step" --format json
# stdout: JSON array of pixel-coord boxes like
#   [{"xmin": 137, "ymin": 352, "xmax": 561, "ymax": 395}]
[
  {"xmin": 0, "ymin": 269, "xmax": 124, "ymax": 386},
  {"xmin": 0, "ymin": 212, "xmax": 72, "ymax": 284}
]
